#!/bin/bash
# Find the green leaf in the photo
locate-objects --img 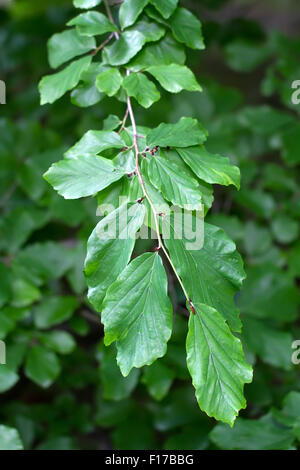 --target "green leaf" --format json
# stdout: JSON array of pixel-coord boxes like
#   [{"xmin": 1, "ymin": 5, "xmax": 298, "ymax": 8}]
[
  {"xmin": 127, "ymin": 170, "xmax": 169, "ymax": 231},
  {"xmin": 154, "ymin": 386, "xmax": 200, "ymax": 431},
  {"xmin": 288, "ymin": 242, "xmax": 300, "ymax": 278},
  {"xmin": 18, "ymin": 159, "xmax": 47, "ymax": 201},
  {"xmin": 271, "ymin": 214, "xmax": 299, "ymax": 244},
  {"xmin": 102, "ymin": 253, "xmax": 173, "ymax": 376},
  {"xmin": 71, "ymin": 62, "xmax": 105, "ymax": 107},
  {"xmin": 170, "ymin": 7, "xmax": 204, "ymax": 50},
  {"xmin": 165, "ymin": 424, "xmax": 210, "ymax": 450},
  {"xmin": 0, "ymin": 207, "xmax": 49, "ymax": 254},
  {"xmin": 11, "ymin": 278, "xmax": 41, "ymax": 308},
  {"xmin": 128, "ymin": 33, "xmax": 186, "ymax": 72},
  {"xmin": 163, "ymin": 219, "xmax": 245, "ymax": 332},
  {"xmin": 66, "ymin": 241, "xmax": 87, "ymax": 295},
  {"xmin": 0, "ymin": 366, "xmax": 19, "ymax": 393},
  {"xmin": 243, "ymin": 221, "xmax": 272, "ymax": 257},
  {"xmin": 207, "ymin": 214, "xmax": 244, "ymax": 243},
  {"xmin": 37, "ymin": 437, "xmax": 77, "ymax": 451},
  {"xmin": 177, "ymin": 146, "xmax": 240, "ymax": 188},
  {"xmin": 96, "ymin": 68, "xmax": 123, "ymax": 96},
  {"xmin": 142, "ymin": 361, "xmax": 175, "ymax": 400},
  {"xmin": 237, "ymin": 264, "xmax": 299, "ymax": 323},
  {"xmin": 67, "ymin": 12, "xmax": 117, "ymax": 36},
  {"xmin": 25, "ymin": 345, "xmax": 61, "ymax": 388},
  {"xmin": 146, "ymin": 154, "xmax": 202, "ymax": 208},
  {"xmin": 33, "ymin": 295, "xmax": 79, "ymax": 329},
  {"xmin": 71, "ymin": 83, "xmax": 102, "ymax": 107},
  {"xmin": 103, "ymin": 114, "xmax": 122, "ymax": 131},
  {"xmin": 69, "ymin": 316, "xmax": 90, "ymax": 337},
  {"xmin": 123, "ymin": 72, "xmax": 160, "ymax": 108},
  {"xmin": 224, "ymin": 40, "xmax": 269, "ymax": 73},
  {"xmin": 0, "ymin": 425, "xmax": 23, "ymax": 450},
  {"xmin": 242, "ymin": 316, "xmax": 293, "ymax": 371},
  {"xmin": 44, "ymin": 155, "xmax": 125, "ymax": 199},
  {"xmin": 262, "ymin": 163, "xmax": 297, "ymax": 192},
  {"xmin": 39, "ymin": 56, "xmax": 92, "ymax": 105},
  {"xmin": 146, "ymin": 117, "xmax": 208, "ymax": 148},
  {"xmin": 0, "ymin": 263, "xmax": 12, "ymax": 308},
  {"xmin": 147, "ymin": 64, "xmax": 201, "ymax": 93},
  {"xmin": 114, "ymin": 149, "xmax": 135, "ymax": 172},
  {"xmin": 149, "ymin": 0, "xmax": 178, "ymax": 19},
  {"xmin": 281, "ymin": 123, "xmax": 300, "ymax": 167},
  {"xmin": 40, "ymin": 331, "xmax": 76, "ymax": 355},
  {"xmin": 94, "ymin": 396, "xmax": 133, "ymax": 428},
  {"xmin": 13, "ymin": 241, "xmax": 73, "ymax": 286},
  {"xmin": 150, "ymin": 149, "xmax": 213, "ymax": 212},
  {"xmin": 85, "ymin": 202, "xmax": 145, "ymax": 311},
  {"xmin": 238, "ymin": 106, "xmax": 293, "ymax": 135},
  {"xmin": 99, "ymin": 343, "xmax": 140, "ymax": 400},
  {"xmin": 73, "ymin": 0, "xmax": 102, "ymax": 8},
  {"xmin": 112, "ymin": 408, "xmax": 156, "ymax": 449},
  {"xmin": 187, "ymin": 302, "xmax": 252, "ymax": 425},
  {"xmin": 234, "ymin": 189, "xmax": 275, "ymax": 218},
  {"xmin": 104, "ymin": 31, "xmax": 146, "ymax": 66},
  {"xmin": 3, "ymin": 306, "xmax": 30, "ymax": 323},
  {"xmin": 104, "ymin": 21, "xmax": 165, "ymax": 66},
  {"xmin": 119, "ymin": 0, "xmax": 149, "ymax": 29},
  {"xmin": 5, "ymin": 342, "xmax": 27, "ymax": 371},
  {"xmin": 210, "ymin": 415, "xmax": 294, "ymax": 450},
  {"xmin": 278, "ymin": 392, "xmax": 300, "ymax": 427},
  {"xmin": 47, "ymin": 29, "xmax": 95, "ymax": 68},
  {"xmin": 65, "ymin": 130, "xmax": 124, "ymax": 158},
  {"xmin": 131, "ymin": 19, "xmax": 165, "ymax": 43},
  {"xmin": 0, "ymin": 312, "xmax": 15, "ymax": 340}
]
